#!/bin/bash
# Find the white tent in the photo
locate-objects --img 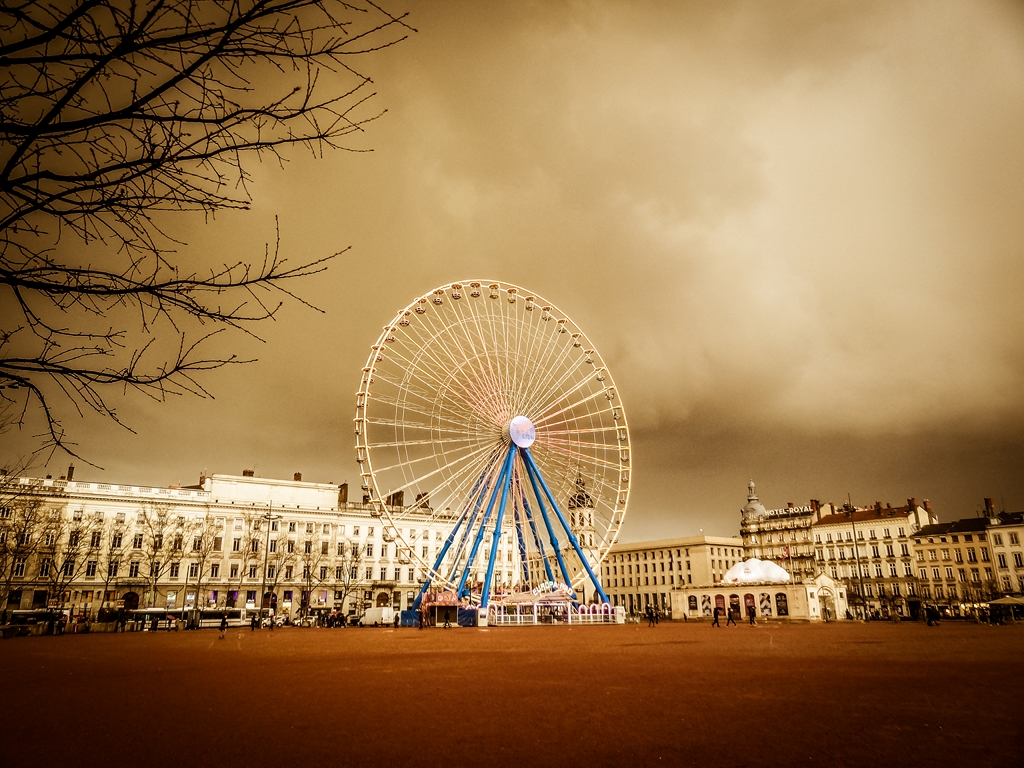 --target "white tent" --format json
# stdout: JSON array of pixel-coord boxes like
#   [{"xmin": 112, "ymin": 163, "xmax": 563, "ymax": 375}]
[{"xmin": 722, "ymin": 558, "xmax": 791, "ymax": 584}]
